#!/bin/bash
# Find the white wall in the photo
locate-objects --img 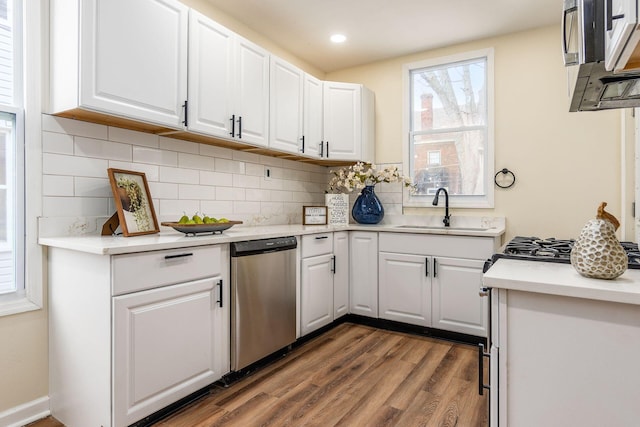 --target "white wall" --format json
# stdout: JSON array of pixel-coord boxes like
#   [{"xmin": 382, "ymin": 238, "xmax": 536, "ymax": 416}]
[{"xmin": 326, "ymin": 25, "xmax": 626, "ymax": 243}]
